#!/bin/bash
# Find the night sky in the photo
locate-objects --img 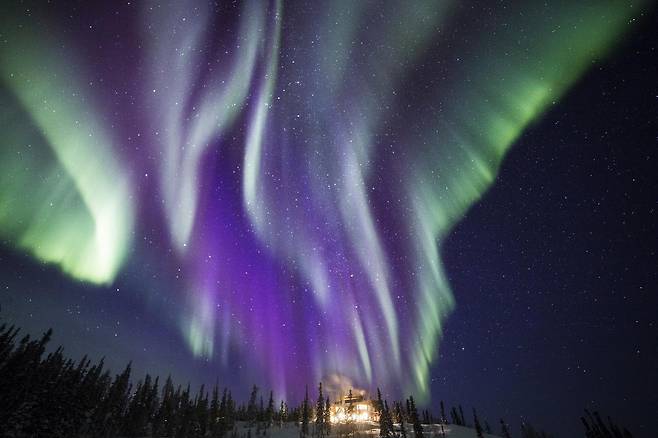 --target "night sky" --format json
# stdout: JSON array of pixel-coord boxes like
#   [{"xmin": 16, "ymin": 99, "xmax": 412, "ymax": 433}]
[{"xmin": 1, "ymin": 1, "xmax": 657, "ymax": 436}]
